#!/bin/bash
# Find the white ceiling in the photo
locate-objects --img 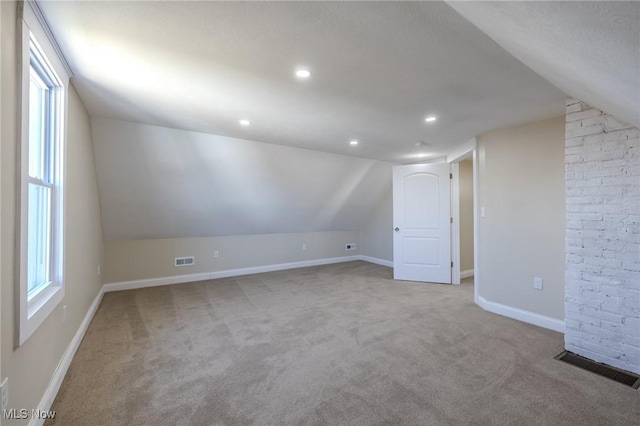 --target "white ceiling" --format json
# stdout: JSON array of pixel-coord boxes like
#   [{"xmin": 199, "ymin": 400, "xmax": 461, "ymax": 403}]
[
  {"xmin": 447, "ymin": 1, "xmax": 640, "ymax": 129},
  {"xmin": 36, "ymin": 1, "xmax": 639, "ymax": 241},
  {"xmin": 39, "ymin": 0, "xmax": 570, "ymax": 163}
]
